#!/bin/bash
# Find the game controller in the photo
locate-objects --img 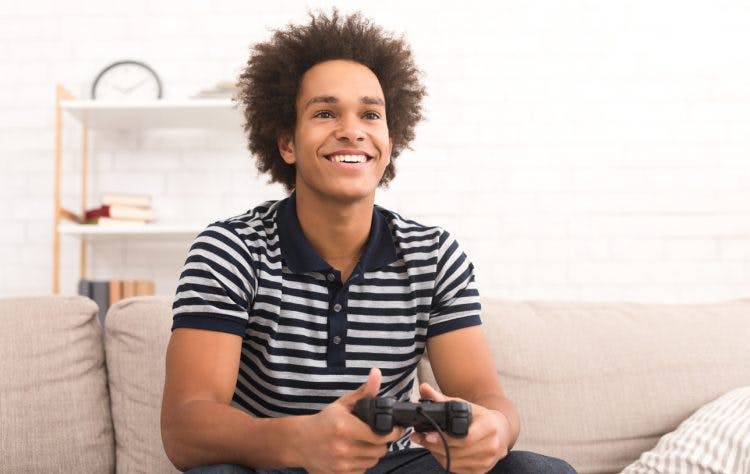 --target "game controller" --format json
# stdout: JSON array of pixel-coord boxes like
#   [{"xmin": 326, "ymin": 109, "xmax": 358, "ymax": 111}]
[{"xmin": 353, "ymin": 396, "xmax": 472, "ymax": 437}]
